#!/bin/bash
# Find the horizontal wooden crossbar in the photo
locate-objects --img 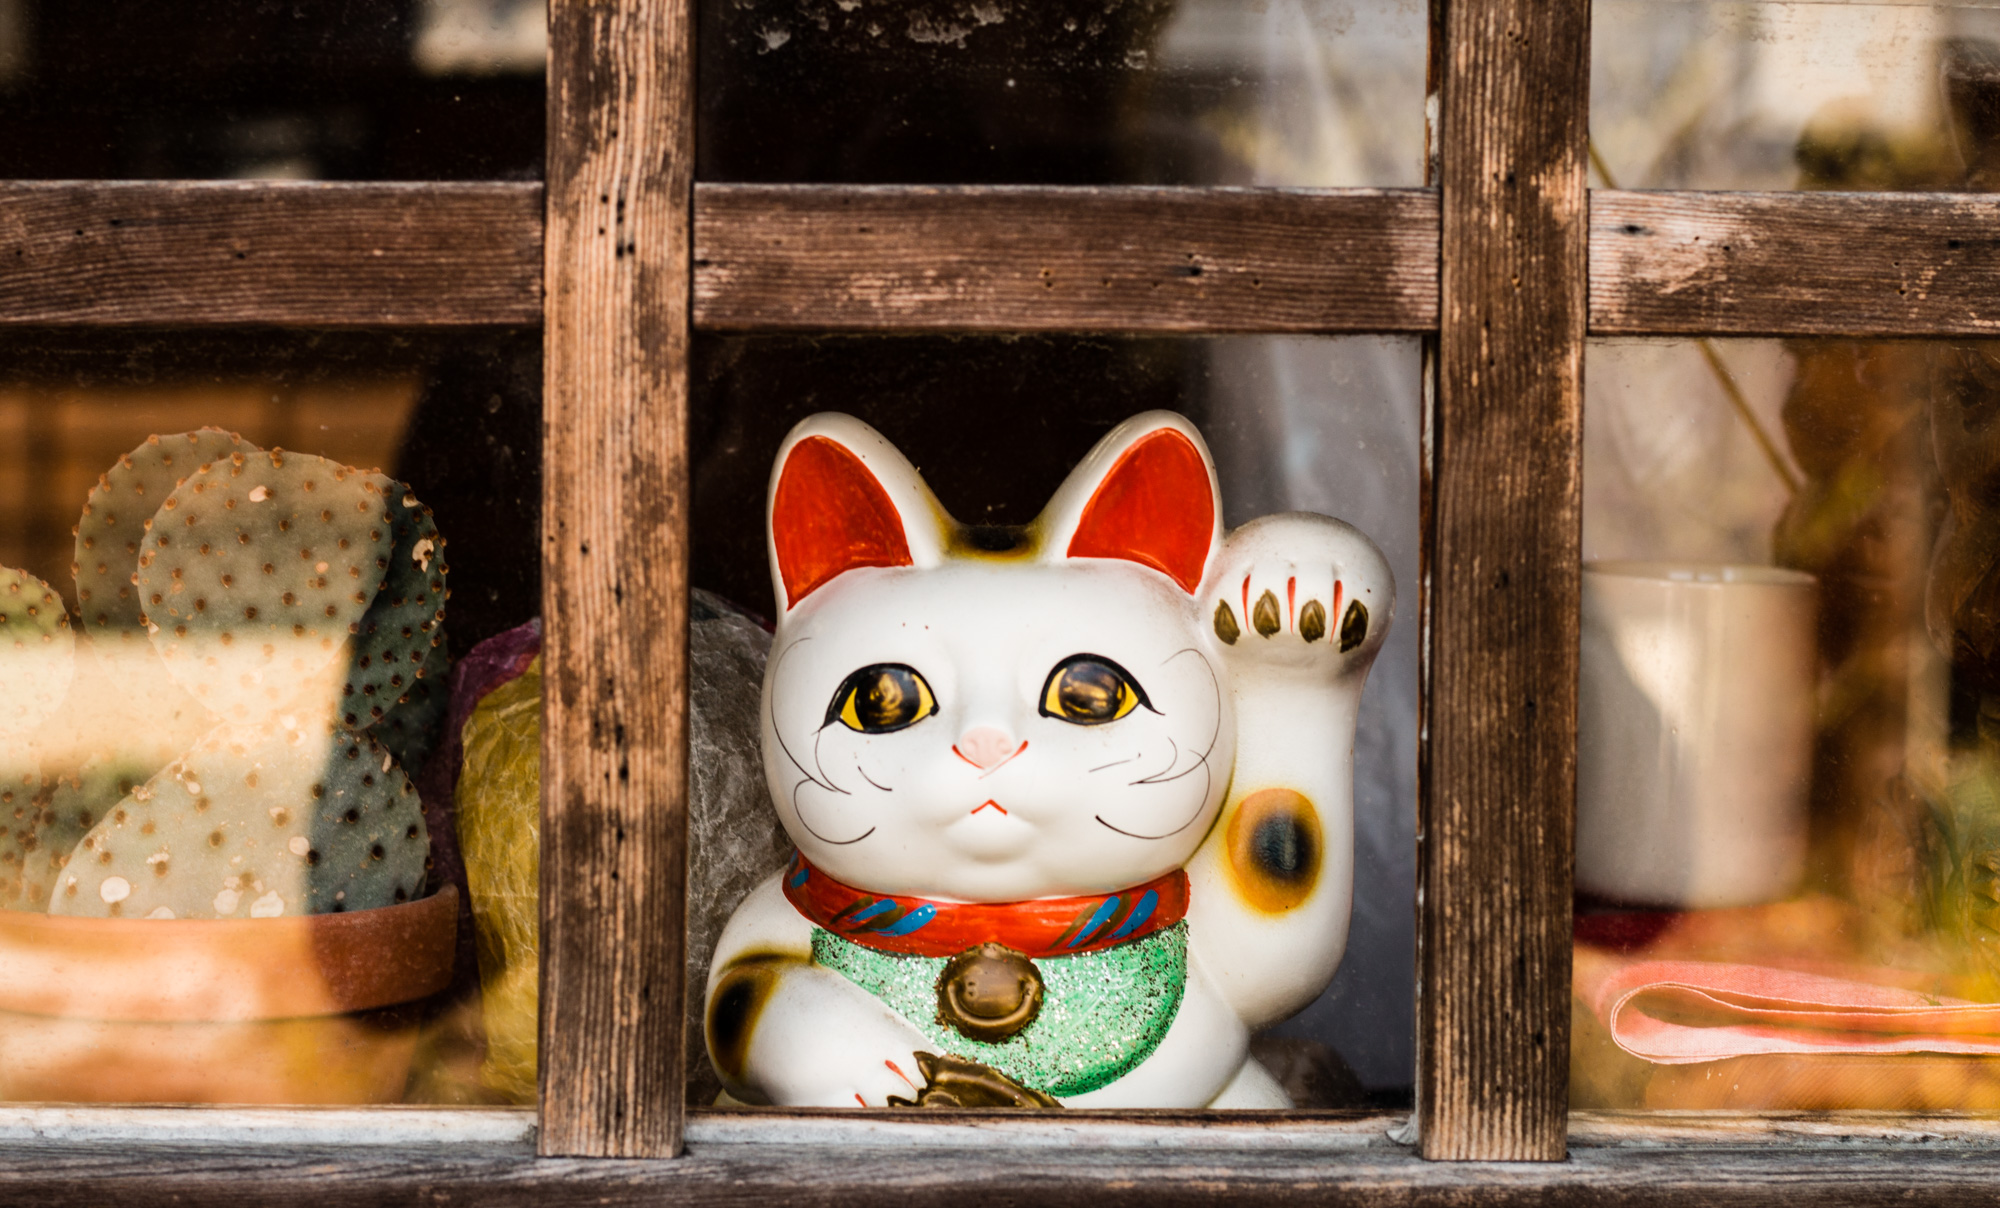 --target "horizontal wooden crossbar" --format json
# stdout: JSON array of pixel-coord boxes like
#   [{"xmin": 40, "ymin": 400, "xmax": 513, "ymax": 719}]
[
  {"xmin": 1590, "ymin": 190, "xmax": 2000, "ymax": 338},
  {"xmin": 692, "ymin": 185, "xmax": 1441, "ymax": 333},
  {"xmin": 0, "ymin": 182, "xmax": 1994, "ymax": 337},
  {"xmin": 0, "ymin": 181, "xmax": 546, "ymax": 327}
]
